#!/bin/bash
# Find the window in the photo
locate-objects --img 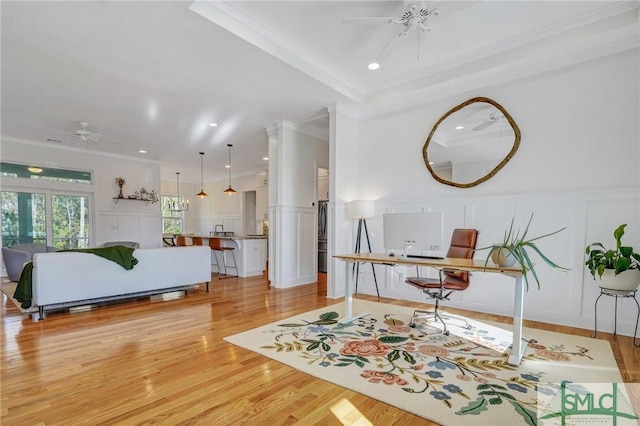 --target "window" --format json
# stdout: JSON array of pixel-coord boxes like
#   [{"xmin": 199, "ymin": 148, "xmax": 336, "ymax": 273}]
[
  {"xmin": 1, "ymin": 191, "xmax": 47, "ymax": 247},
  {"xmin": 161, "ymin": 195, "xmax": 183, "ymax": 234},
  {"xmin": 0, "ymin": 162, "xmax": 91, "ymax": 184},
  {"xmin": 52, "ymin": 194, "xmax": 90, "ymax": 249},
  {"xmin": 1, "ymin": 191, "xmax": 91, "ymax": 249}
]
